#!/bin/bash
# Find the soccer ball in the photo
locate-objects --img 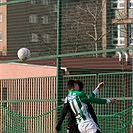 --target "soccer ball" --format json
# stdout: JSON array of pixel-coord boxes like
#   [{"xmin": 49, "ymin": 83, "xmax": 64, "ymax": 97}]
[{"xmin": 17, "ymin": 48, "xmax": 31, "ymax": 61}]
